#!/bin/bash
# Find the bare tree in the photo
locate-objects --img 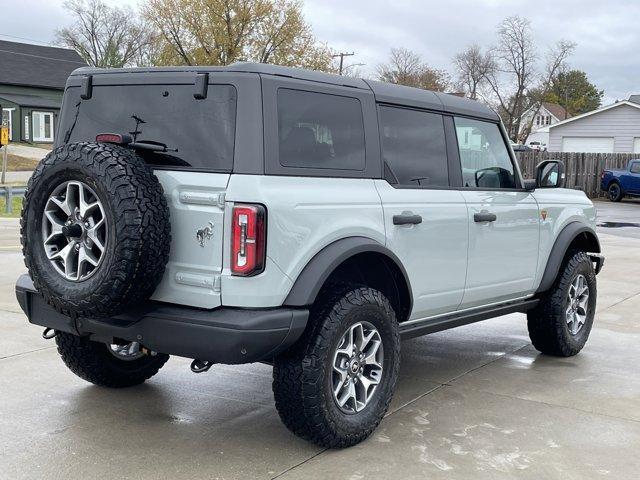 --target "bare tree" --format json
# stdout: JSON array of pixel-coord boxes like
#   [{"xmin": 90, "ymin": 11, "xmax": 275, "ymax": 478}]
[
  {"xmin": 56, "ymin": 0, "xmax": 153, "ymax": 68},
  {"xmin": 484, "ymin": 16, "xmax": 574, "ymax": 142},
  {"xmin": 518, "ymin": 40, "xmax": 575, "ymax": 142},
  {"xmin": 453, "ymin": 44, "xmax": 495, "ymax": 100},
  {"xmin": 377, "ymin": 47, "xmax": 450, "ymax": 92}
]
